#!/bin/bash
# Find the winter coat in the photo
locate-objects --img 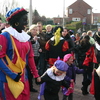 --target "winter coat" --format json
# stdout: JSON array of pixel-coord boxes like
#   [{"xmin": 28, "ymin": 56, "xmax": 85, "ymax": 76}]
[{"xmin": 64, "ymin": 64, "xmax": 84, "ymax": 85}]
